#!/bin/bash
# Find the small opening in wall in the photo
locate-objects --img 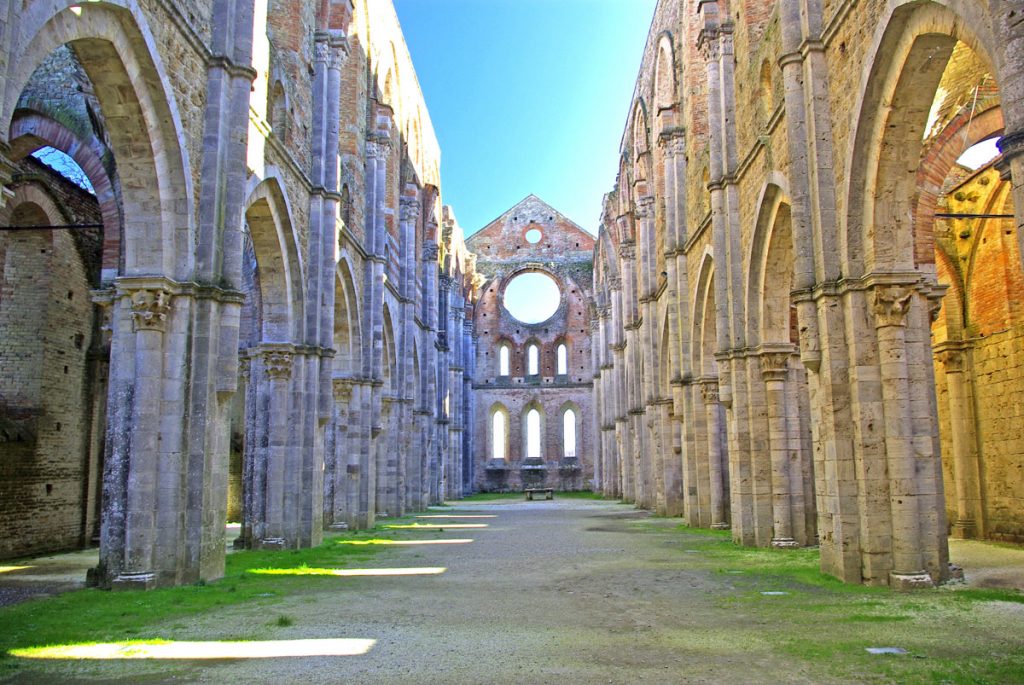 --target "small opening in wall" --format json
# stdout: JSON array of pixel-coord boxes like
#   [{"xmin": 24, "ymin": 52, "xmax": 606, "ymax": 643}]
[
  {"xmin": 67, "ymin": 291, "xmax": 74, "ymax": 300},
  {"xmin": 55, "ymin": 423, "xmax": 61, "ymax": 432},
  {"xmin": 63, "ymin": 366, "xmax": 68, "ymax": 374},
  {"xmin": 46, "ymin": 484, "xmax": 53, "ymax": 495}
]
